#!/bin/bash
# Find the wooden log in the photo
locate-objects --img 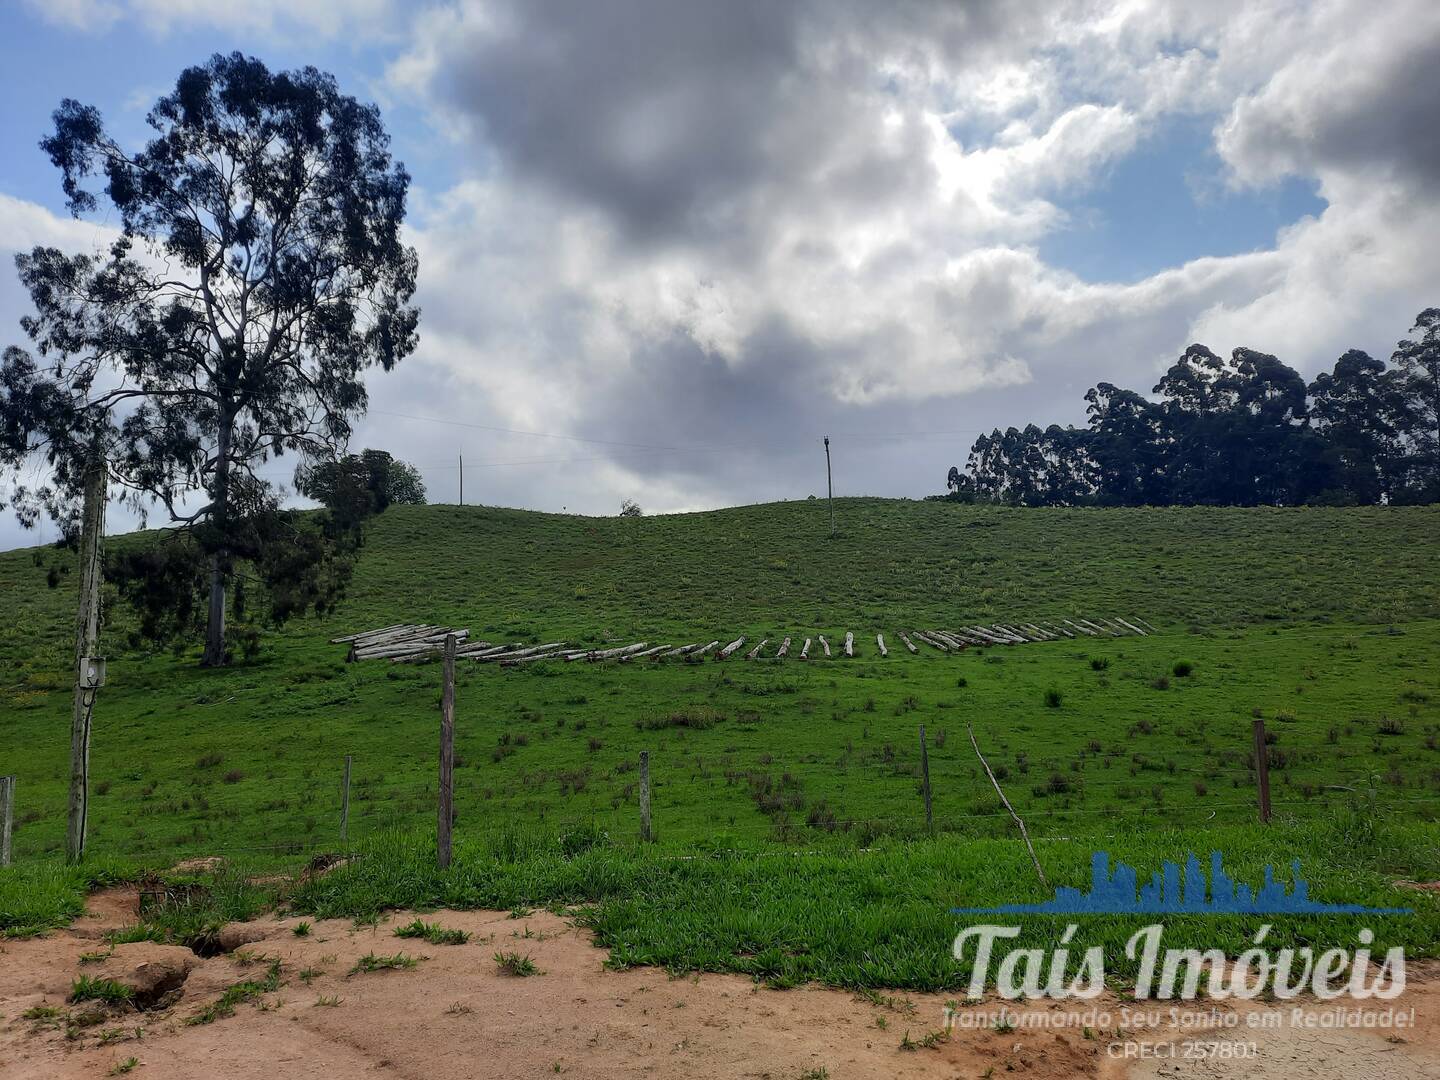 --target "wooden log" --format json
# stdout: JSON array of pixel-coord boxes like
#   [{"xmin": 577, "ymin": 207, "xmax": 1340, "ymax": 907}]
[
  {"xmin": 717, "ymin": 637, "xmax": 746, "ymax": 660},
  {"xmin": 578, "ymin": 642, "xmax": 647, "ymax": 662},
  {"xmin": 476, "ymin": 640, "xmax": 566, "ymax": 662},
  {"xmin": 919, "ymin": 725, "xmax": 933, "ymax": 834},
  {"xmin": 349, "ymin": 624, "xmax": 443, "ymax": 650},
  {"xmin": 354, "ymin": 627, "xmax": 469, "ymax": 652},
  {"xmin": 962, "ymin": 626, "xmax": 1009, "ymax": 646},
  {"xmin": 394, "ymin": 641, "xmax": 505, "ymax": 664},
  {"xmin": 746, "ymin": 639, "xmax": 768, "ymax": 660},
  {"xmin": 352, "ymin": 632, "xmax": 471, "ymax": 661},
  {"xmin": 800, "ymin": 637, "xmax": 812, "ymax": 659},
  {"xmin": 999, "ymin": 624, "xmax": 1040, "ymax": 642},
  {"xmin": 1133, "ymin": 617, "xmax": 1159, "ymax": 633},
  {"xmin": 993, "ymin": 624, "xmax": 1033, "ymax": 643},
  {"xmin": 933, "ymin": 631, "xmax": 967, "ymax": 650},
  {"xmin": 1021, "ymin": 623, "xmax": 1056, "ymax": 641},
  {"xmin": 499, "ymin": 649, "xmax": 571, "ymax": 666},
  {"xmin": 843, "ymin": 632, "xmax": 854, "ymax": 657},
  {"xmin": 330, "ymin": 622, "xmax": 411, "ymax": 644},
  {"xmin": 660, "ymin": 643, "xmax": 700, "ymax": 658},
  {"xmin": 692, "ymin": 640, "xmax": 722, "ymax": 658},
  {"xmin": 913, "ymin": 631, "xmax": 947, "ymax": 652},
  {"xmin": 945, "ymin": 630, "xmax": 983, "ymax": 646},
  {"xmin": 438, "ymin": 635, "xmax": 455, "ymax": 870},
  {"xmin": 898, "ymin": 631, "xmax": 919, "ymax": 654},
  {"xmin": 1080, "ymin": 618, "xmax": 1118, "ymax": 637},
  {"xmin": 818, "ymin": 635, "xmax": 832, "ymax": 657},
  {"xmin": 639, "ymin": 751, "xmax": 652, "ymax": 842},
  {"xmin": 1102, "ymin": 618, "xmax": 1135, "ymax": 636},
  {"xmin": 776, "ymin": 636, "xmax": 792, "ymax": 658},
  {"xmin": 1064, "ymin": 618, "xmax": 1097, "ymax": 637},
  {"xmin": 875, "ymin": 634, "xmax": 887, "ymax": 657},
  {"xmin": 1041, "ymin": 621, "xmax": 1075, "ymax": 638},
  {"xmin": 621, "ymin": 644, "xmax": 672, "ymax": 662}
]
